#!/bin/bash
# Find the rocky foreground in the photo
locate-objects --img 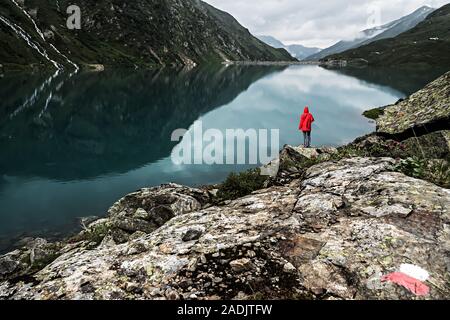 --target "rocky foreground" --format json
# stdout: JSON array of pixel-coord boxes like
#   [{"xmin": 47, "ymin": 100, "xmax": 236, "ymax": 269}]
[{"xmin": 0, "ymin": 72, "xmax": 449, "ymax": 300}]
